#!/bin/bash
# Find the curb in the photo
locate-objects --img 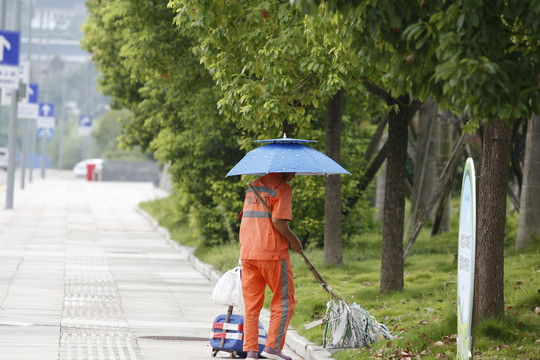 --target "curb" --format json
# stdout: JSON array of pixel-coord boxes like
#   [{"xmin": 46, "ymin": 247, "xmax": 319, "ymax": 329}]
[{"xmin": 137, "ymin": 207, "xmax": 334, "ymax": 360}]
